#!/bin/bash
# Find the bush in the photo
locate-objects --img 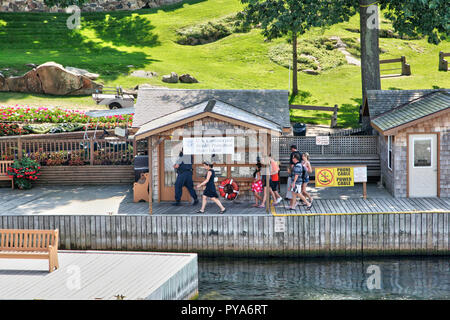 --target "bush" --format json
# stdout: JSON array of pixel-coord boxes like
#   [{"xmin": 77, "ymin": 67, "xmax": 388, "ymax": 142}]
[
  {"xmin": 176, "ymin": 14, "xmax": 250, "ymax": 46},
  {"xmin": 6, "ymin": 157, "xmax": 41, "ymax": 189},
  {"xmin": 268, "ymin": 37, "xmax": 347, "ymax": 73},
  {"xmin": 0, "ymin": 123, "xmax": 29, "ymax": 136}
]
